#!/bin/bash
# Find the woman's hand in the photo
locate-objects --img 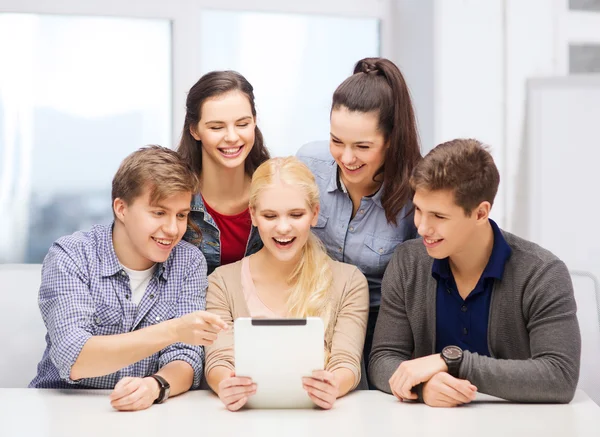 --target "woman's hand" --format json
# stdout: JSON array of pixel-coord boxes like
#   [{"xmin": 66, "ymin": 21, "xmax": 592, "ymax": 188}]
[
  {"xmin": 302, "ymin": 370, "xmax": 339, "ymax": 410},
  {"xmin": 217, "ymin": 370, "xmax": 256, "ymax": 411}
]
